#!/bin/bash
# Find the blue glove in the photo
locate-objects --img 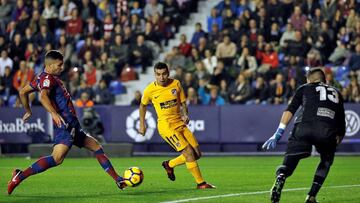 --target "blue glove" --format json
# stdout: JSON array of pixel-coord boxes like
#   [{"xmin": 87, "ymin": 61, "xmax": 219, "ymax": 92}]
[{"xmin": 262, "ymin": 128, "xmax": 285, "ymax": 150}]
